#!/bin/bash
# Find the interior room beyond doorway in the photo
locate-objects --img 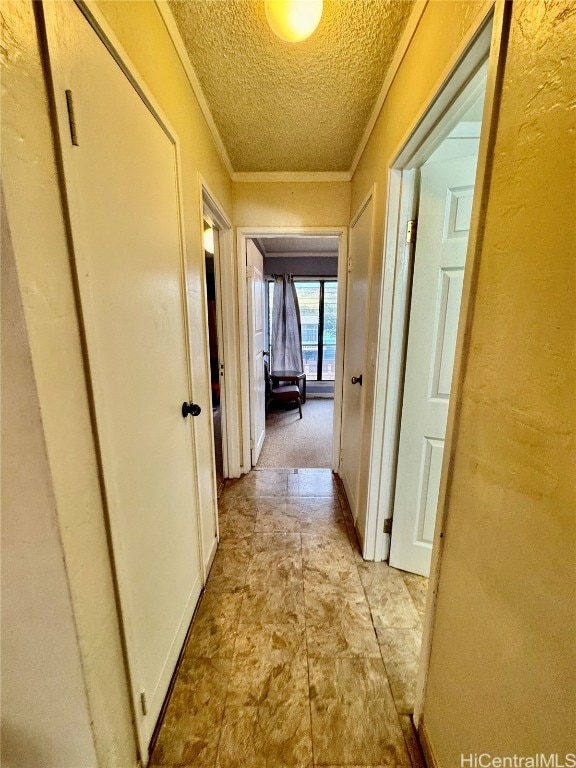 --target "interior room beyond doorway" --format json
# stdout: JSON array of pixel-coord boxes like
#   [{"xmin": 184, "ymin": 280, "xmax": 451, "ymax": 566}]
[{"xmin": 255, "ymin": 235, "xmax": 339, "ymax": 469}]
